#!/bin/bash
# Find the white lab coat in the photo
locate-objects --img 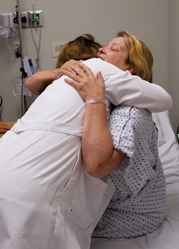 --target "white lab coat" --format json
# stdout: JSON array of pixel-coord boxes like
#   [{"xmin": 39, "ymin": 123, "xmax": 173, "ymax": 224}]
[{"xmin": 0, "ymin": 58, "xmax": 172, "ymax": 249}]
